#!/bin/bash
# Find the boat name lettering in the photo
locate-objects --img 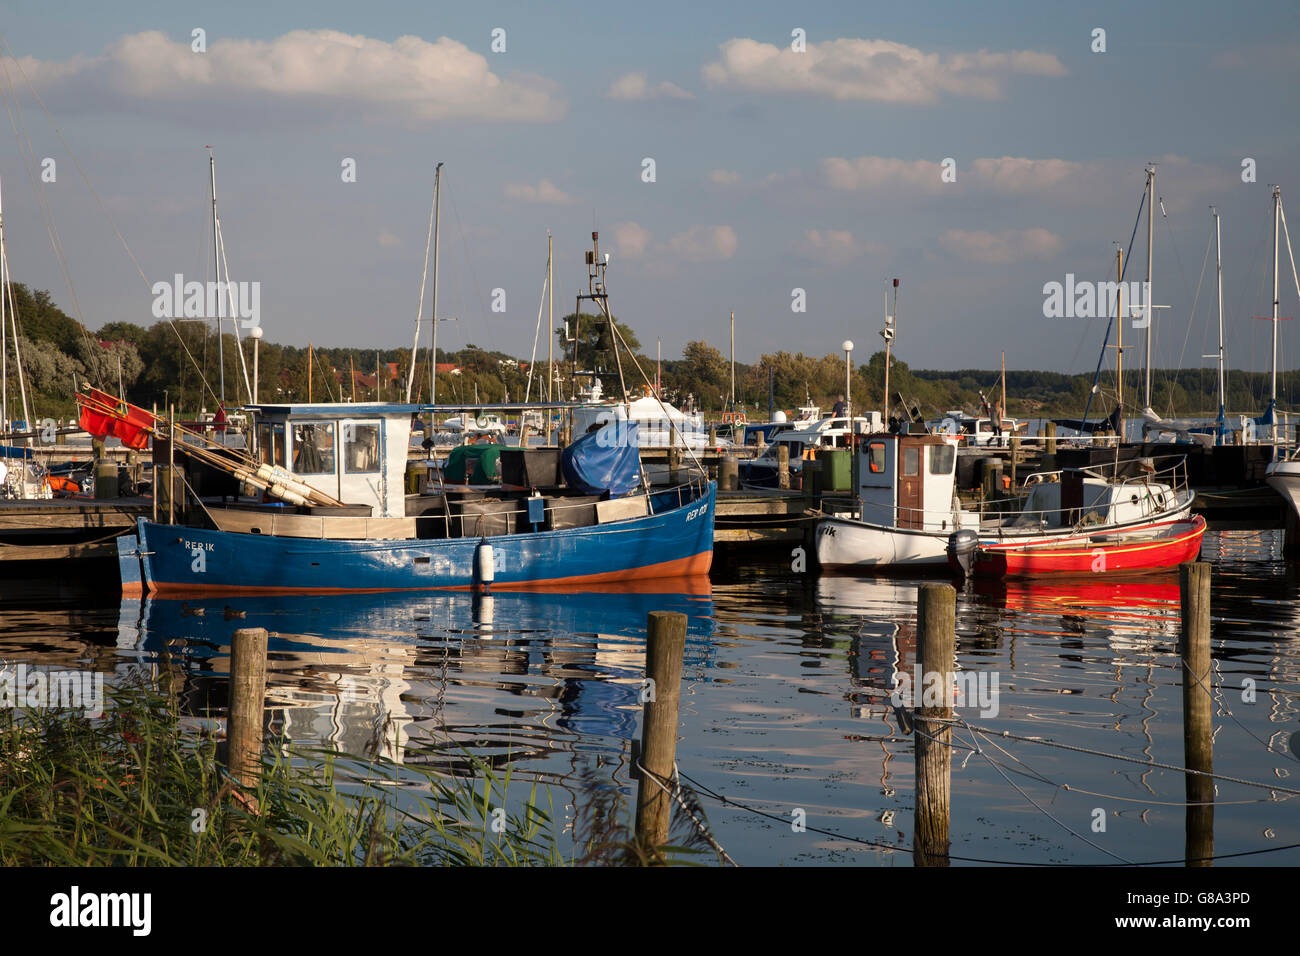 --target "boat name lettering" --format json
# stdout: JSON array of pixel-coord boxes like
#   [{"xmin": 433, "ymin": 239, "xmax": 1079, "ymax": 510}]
[{"xmin": 183, "ymin": 541, "xmax": 215, "ymax": 551}]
